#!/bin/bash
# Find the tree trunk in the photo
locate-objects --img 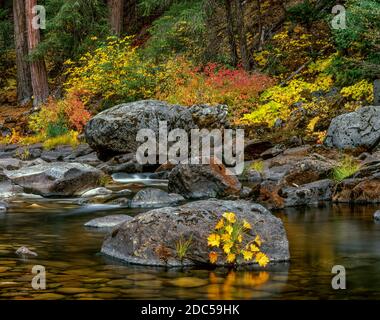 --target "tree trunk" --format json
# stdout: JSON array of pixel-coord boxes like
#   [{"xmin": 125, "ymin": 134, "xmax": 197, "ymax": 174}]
[
  {"xmin": 224, "ymin": 0, "xmax": 238, "ymax": 66},
  {"xmin": 234, "ymin": 0, "xmax": 250, "ymax": 70},
  {"xmin": 25, "ymin": 0, "xmax": 49, "ymax": 107},
  {"xmin": 256, "ymin": 0, "xmax": 263, "ymax": 50},
  {"xmin": 13, "ymin": 0, "xmax": 33, "ymax": 106},
  {"xmin": 108, "ymin": 0, "xmax": 124, "ymax": 36}
]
